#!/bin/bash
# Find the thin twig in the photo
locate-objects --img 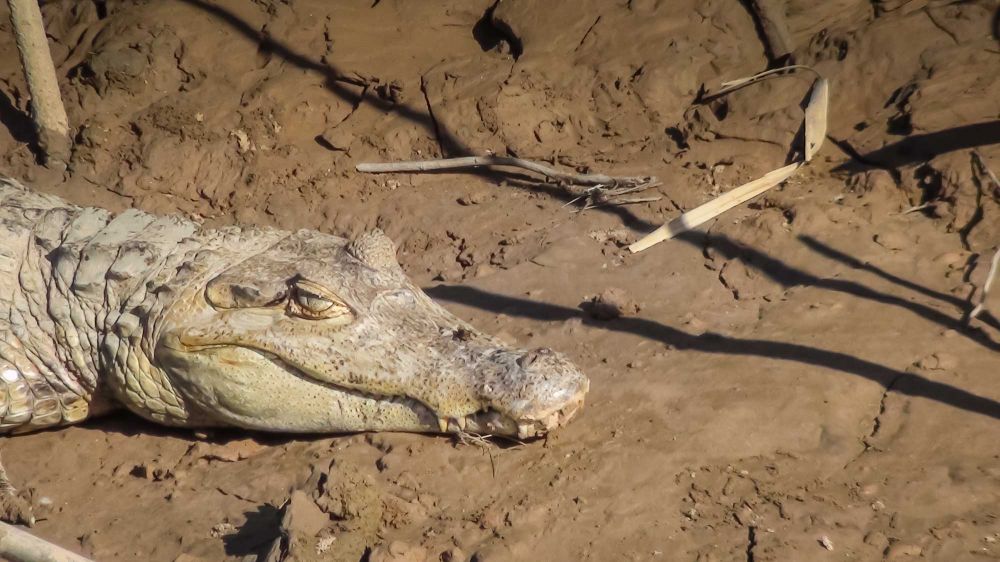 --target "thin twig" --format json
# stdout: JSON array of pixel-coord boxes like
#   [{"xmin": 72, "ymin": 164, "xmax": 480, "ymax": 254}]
[
  {"xmin": 970, "ymin": 247, "xmax": 1000, "ymax": 321},
  {"xmin": 357, "ymin": 155, "xmax": 655, "ymax": 189},
  {"xmin": 456, "ymin": 431, "xmax": 498, "ymax": 479},
  {"xmin": 357, "ymin": 155, "xmax": 659, "ymax": 211},
  {"xmin": 705, "ymin": 65, "xmax": 822, "ymax": 100},
  {"xmin": 575, "ymin": 196, "xmax": 662, "ymax": 212},
  {"xmin": 899, "ymin": 202, "xmax": 936, "ymax": 215}
]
